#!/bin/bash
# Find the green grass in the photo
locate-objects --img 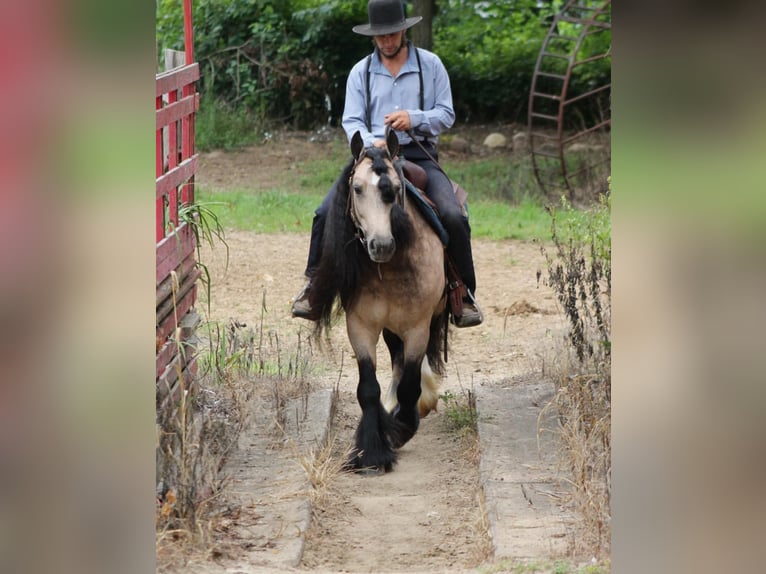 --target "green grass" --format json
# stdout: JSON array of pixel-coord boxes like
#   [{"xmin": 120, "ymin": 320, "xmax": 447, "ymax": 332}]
[
  {"xmin": 196, "ymin": 188, "xmax": 325, "ymax": 233},
  {"xmin": 195, "ymin": 143, "xmax": 569, "ymax": 241},
  {"xmin": 469, "ymin": 197, "xmax": 552, "ymax": 240},
  {"xmin": 197, "ymin": 188, "xmax": 551, "ymax": 241},
  {"xmin": 443, "ymin": 154, "xmax": 544, "ymax": 203},
  {"xmin": 296, "ymin": 144, "xmax": 351, "ymax": 190},
  {"xmin": 439, "ymin": 390, "xmax": 478, "ymax": 435}
]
